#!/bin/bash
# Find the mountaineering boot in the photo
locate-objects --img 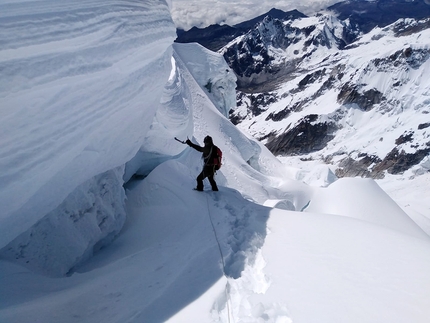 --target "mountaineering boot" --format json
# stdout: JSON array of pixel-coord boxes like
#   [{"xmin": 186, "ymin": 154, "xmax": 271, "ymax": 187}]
[
  {"xmin": 195, "ymin": 180, "xmax": 204, "ymax": 191},
  {"xmin": 208, "ymin": 177, "xmax": 218, "ymax": 191}
]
